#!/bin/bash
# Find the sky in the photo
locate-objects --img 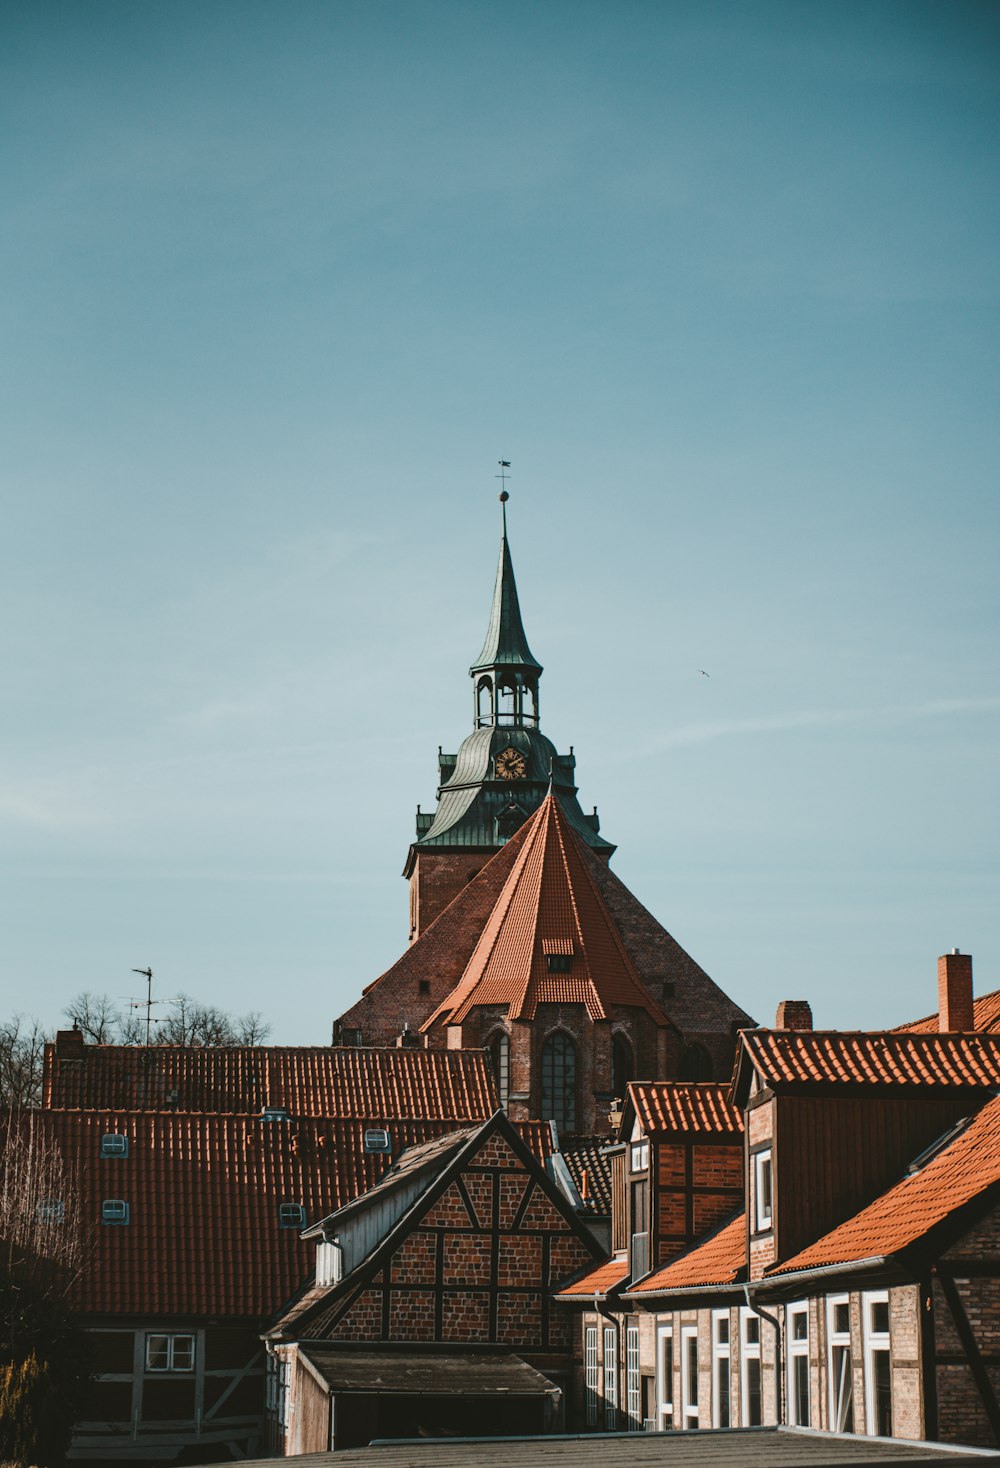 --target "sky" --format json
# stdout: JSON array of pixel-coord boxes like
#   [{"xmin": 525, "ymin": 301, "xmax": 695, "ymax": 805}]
[{"xmin": 2, "ymin": 0, "xmax": 998, "ymax": 1045}]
